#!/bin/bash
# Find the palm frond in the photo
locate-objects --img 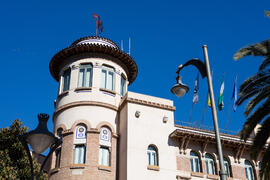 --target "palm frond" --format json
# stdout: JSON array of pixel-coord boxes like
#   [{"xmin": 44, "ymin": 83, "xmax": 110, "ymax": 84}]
[
  {"xmin": 240, "ymin": 99, "xmax": 270, "ymax": 141},
  {"xmin": 250, "ymin": 116, "xmax": 270, "ymax": 159},
  {"xmin": 259, "ymin": 57, "xmax": 270, "ymax": 71},
  {"xmin": 244, "ymin": 86, "xmax": 270, "ymax": 116},
  {"xmin": 233, "ymin": 39, "xmax": 270, "ymax": 60},
  {"xmin": 239, "ymin": 71, "xmax": 270, "ymax": 93},
  {"xmin": 260, "ymin": 145, "xmax": 270, "ymax": 180}
]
